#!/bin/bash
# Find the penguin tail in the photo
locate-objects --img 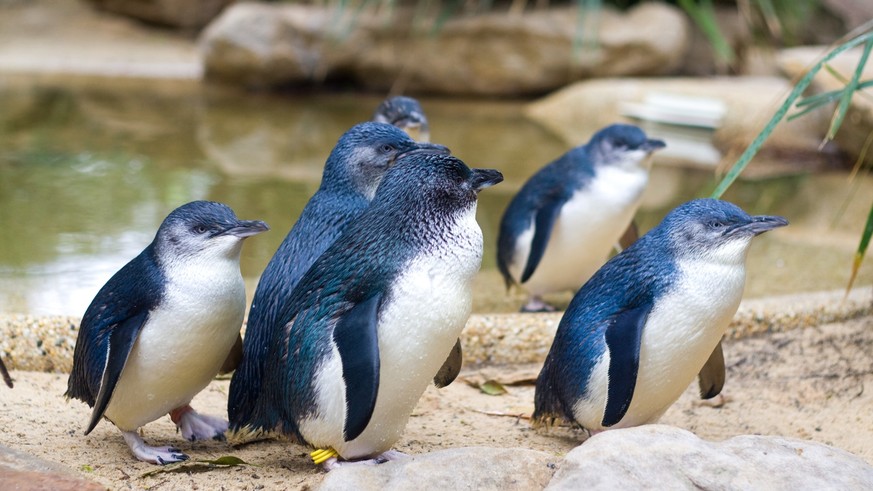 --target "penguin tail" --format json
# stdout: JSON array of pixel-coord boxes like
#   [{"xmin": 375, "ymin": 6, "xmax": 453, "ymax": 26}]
[
  {"xmin": 531, "ymin": 397, "xmax": 565, "ymax": 430},
  {"xmin": 532, "ymin": 361, "xmax": 573, "ymax": 429},
  {"xmin": 530, "ymin": 411, "xmax": 559, "ymax": 430},
  {"xmin": 226, "ymin": 425, "xmax": 269, "ymax": 445},
  {"xmin": 64, "ymin": 370, "xmax": 96, "ymax": 407}
]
